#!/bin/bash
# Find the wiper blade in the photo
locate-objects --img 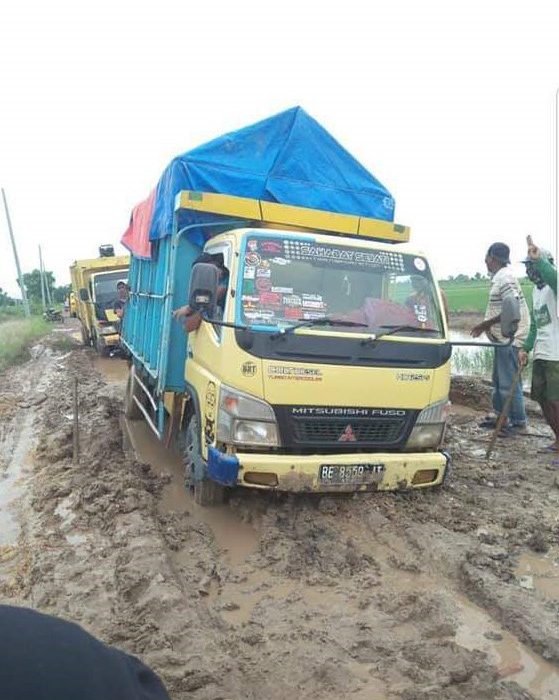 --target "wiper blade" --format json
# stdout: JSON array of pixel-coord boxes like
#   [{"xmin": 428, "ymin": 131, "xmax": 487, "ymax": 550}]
[
  {"xmin": 271, "ymin": 316, "xmax": 367, "ymax": 339},
  {"xmin": 373, "ymin": 324, "xmax": 440, "ymax": 340}
]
